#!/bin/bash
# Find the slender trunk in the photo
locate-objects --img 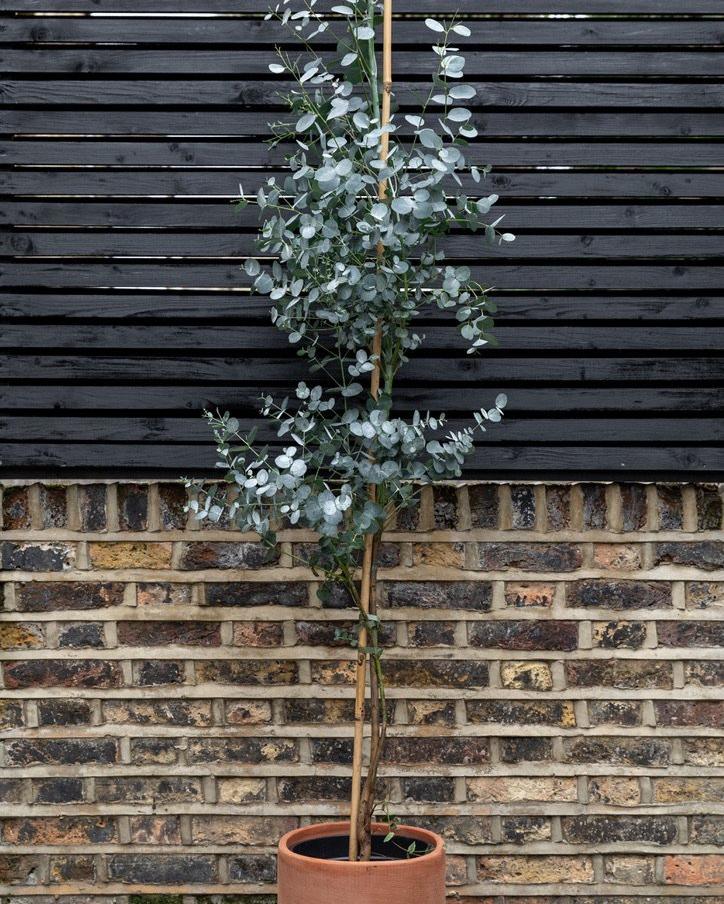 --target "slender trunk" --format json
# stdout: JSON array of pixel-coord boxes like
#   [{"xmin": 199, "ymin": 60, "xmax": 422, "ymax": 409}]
[{"xmin": 347, "ymin": 0, "xmax": 393, "ymax": 863}]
